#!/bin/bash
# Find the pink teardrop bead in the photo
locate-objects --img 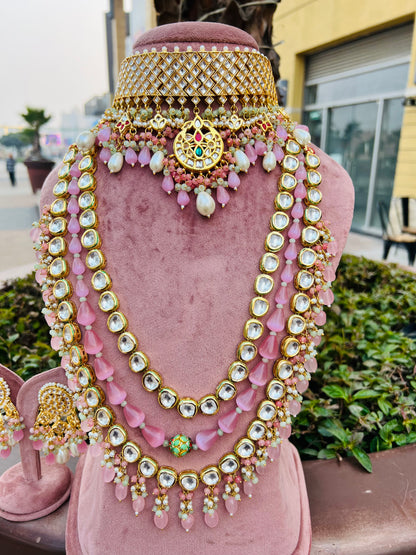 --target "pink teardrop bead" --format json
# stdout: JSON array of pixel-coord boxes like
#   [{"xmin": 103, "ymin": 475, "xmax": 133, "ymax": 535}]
[
  {"xmin": 0, "ymin": 447, "xmax": 11, "ymax": 459},
  {"xmin": 327, "ymin": 240, "xmax": 338, "ymax": 255},
  {"xmin": 133, "ymin": 496, "xmax": 146, "ymax": 515},
  {"xmin": 99, "ymin": 148, "xmax": 111, "ymax": 164},
  {"xmin": 313, "ymin": 335, "xmax": 322, "ymax": 346},
  {"xmin": 304, "ymin": 358, "xmax": 317, "ymax": 373},
  {"xmin": 181, "ymin": 514, "xmax": 195, "ymax": 532},
  {"xmin": 267, "ymin": 308, "xmax": 285, "ymax": 332},
  {"xmin": 319, "ymin": 289, "xmax": 334, "ymax": 306},
  {"xmin": 77, "ymin": 441, "xmax": 88, "ymax": 453},
  {"xmin": 272, "ymin": 143, "xmax": 285, "ymax": 162},
  {"xmin": 244, "ymin": 143, "xmax": 257, "ymax": 164},
  {"xmin": 236, "ymin": 387, "xmax": 257, "ymax": 411},
  {"xmin": 284, "ymin": 243, "xmax": 298, "ymax": 260},
  {"xmin": 30, "ymin": 226, "xmax": 41, "ymax": 242},
  {"xmin": 35, "ymin": 268, "xmax": 47, "ymax": 285},
  {"xmin": 281, "ymin": 264, "xmax": 294, "ymax": 283},
  {"xmin": 259, "ymin": 334, "xmax": 279, "ymax": 360},
  {"xmin": 32, "ymin": 440, "xmax": 43, "ymax": 451},
  {"xmin": 115, "ymin": 483, "xmax": 129, "ymax": 501},
  {"xmin": 294, "ymin": 182, "xmax": 307, "ymax": 199},
  {"xmin": 125, "ymin": 147, "xmax": 137, "ymax": 166},
  {"xmin": 225, "ymin": 497, "xmax": 239, "ymax": 516},
  {"xmin": 80, "ymin": 418, "xmax": 94, "ymax": 432},
  {"xmin": 138, "ymin": 146, "xmax": 151, "ymax": 166},
  {"xmin": 68, "ymin": 217, "xmax": 81, "ymax": 234},
  {"xmin": 276, "ymin": 125, "xmax": 288, "ymax": 140},
  {"xmin": 295, "ymin": 166, "xmax": 307, "ymax": 180},
  {"xmin": 289, "ymin": 399, "xmax": 302, "ymax": 416},
  {"xmin": 69, "ymin": 236, "xmax": 81, "ymax": 254},
  {"xmin": 243, "ymin": 481, "xmax": 254, "ymax": 497},
  {"xmin": 103, "ymin": 466, "xmax": 115, "ymax": 483},
  {"xmin": 314, "ymin": 310, "xmax": 326, "ymax": 326},
  {"xmin": 45, "ymin": 452, "xmax": 56, "ymax": 465},
  {"xmin": 97, "ymin": 126, "xmax": 111, "ymax": 143},
  {"xmin": 291, "ymin": 202, "xmax": 304, "ymax": 219},
  {"xmin": 280, "ymin": 424, "xmax": 292, "ymax": 440},
  {"xmin": 154, "ymin": 511, "xmax": 169, "ymax": 530},
  {"xmin": 68, "ymin": 178, "xmax": 80, "ymax": 195},
  {"xmin": 288, "ymin": 222, "xmax": 301, "ymax": 239},
  {"xmin": 204, "ymin": 510, "xmax": 219, "ymax": 528},
  {"xmin": 123, "ymin": 403, "xmax": 145, "ymax": 428},
  {"xmin": 95, "ymin": 357, "xmax": 114, "ymax": 379},
  {"xmin": 67, "ymin": 378, "xmax": 77, "ymax": 392},
  {"xmin": 77, "ymin": 300, "xmax": 95, "ymax": 325},
  {"xmin": 45, "ymin": 312, "xmax": 56, "ymax": 326},
  {"xmin": 67, "ymin": 197, "xmax": 80, "ymax": 215},
  {"xmin": 218, "ymin": 409, "xmax": 239, "ymax": 434},
  {"xmin": 13, "ymin": 429, "xmax": 24, "ymax": 442},
  {"xmin": 161, "ymin": 175, "xmax": 174, "ymax": 193},
  {"xmin": 70, "ymin": 164, "xmax": 81, "ymax": 178},
  {"xmin": 297, "ymin": 379, "xmax": 309, "ymax": 394},
  {"xmin": 142, "ymin": 424, "xmax": 165, "ymax": 448},
  {"xmin": 72, "ymin": 257, "xmax": 85, "ymax": 275},
  {"xmin": 106, "ymin": 381, "xmax": 127, "ymax": 405},
  {"xmin": 50, "ymin": 336, "xmax": 63, "ymax": 351},
  {"xmin": 196, "ymin": 429, "xmax": 219, "ymax": 451},
  {"xmin": 254, "ymin": 140, "xmax": 267, "ymax": 156},
  {"xmin": 75, "ymin": 279, "xmax": 89, "ymax": 297},
  {"xmin": 249, "ymin": 360, "xmax": 269, "ymax": 386},
  {"xmin": 268, "ymin": 445, "xmax": 281, "ymax": 461},
  {"xmin": 228, "ymin": 171, "xmax": 240, "ymax": 189},
  {"xmin": 216, "ymin": 186, "xmax": 230, "ymax": 207},
  {"xmin": 89, "ymin": 442, "xmax": 103, "ymax": 458},
  {"xmin": 275, "ymin": 285, "xmax": 289, "ymax": 305},
  {"xmin": 177, "ymin": 190, "xmax": 190, "ymax": 208},
  {"xmin": 84, "ymin": 330, "xmax": 103, "ymax": 355},
  {"xmin": 324, "ymin": 266, "xmax": 336, "ymax": 282}
]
